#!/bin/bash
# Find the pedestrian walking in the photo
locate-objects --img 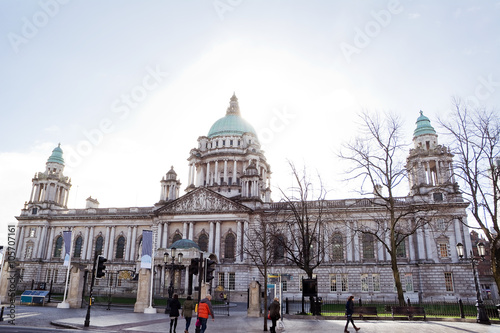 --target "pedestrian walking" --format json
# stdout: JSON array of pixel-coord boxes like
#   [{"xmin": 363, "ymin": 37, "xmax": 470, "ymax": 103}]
[
  {"xmin": 344, "ymin": 295, "xmax": 360, "ymax": 333},
  {"xmin": 169, "ymin": 294, "xmax": 182, "ymax": 333},
  {"xmin": 268, "ymin": 297, "xmax": 281, "ymax": 333},
  {"xmin": 182, "ymin": 295, "xmax": 195, "ymax": 333},
  {"xmin": 197, "ymin": 294, "xmax": 215, "ymax": 333}
]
